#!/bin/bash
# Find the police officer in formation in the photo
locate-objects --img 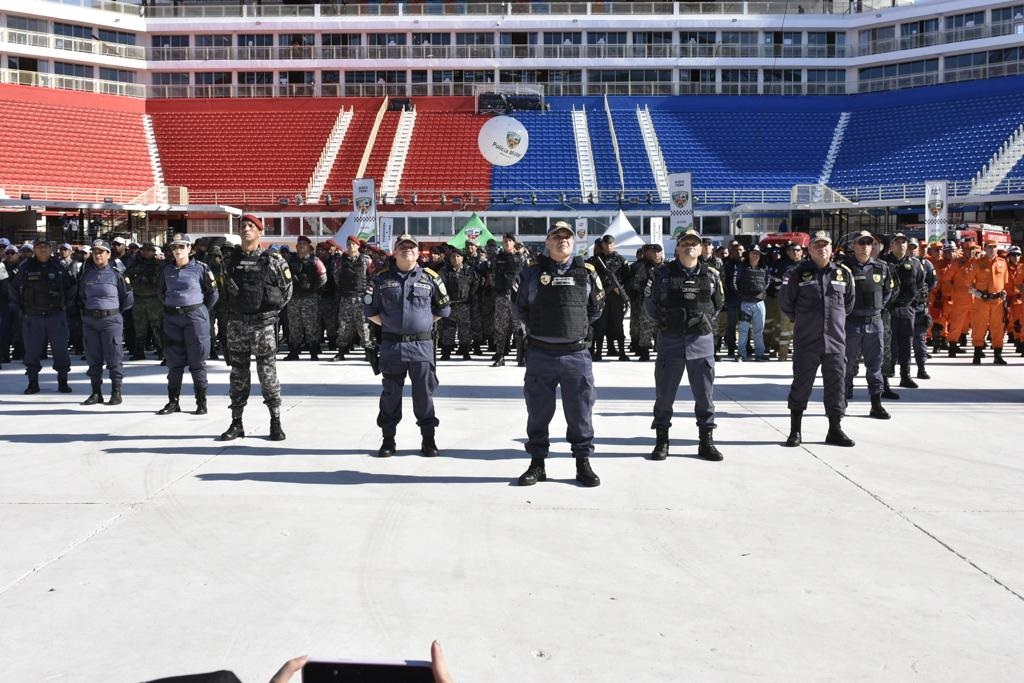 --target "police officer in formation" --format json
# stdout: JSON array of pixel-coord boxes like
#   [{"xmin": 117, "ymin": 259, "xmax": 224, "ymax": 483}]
[
  {"xmin": 439, "ymin": 247, "xmax": 477, "ymax": 361},
  {"xmin": 156, "ymin": 235, "xmax": 219, "ymax": 416},
  {"xmin": 330, "ymin": 236, "xmax": 371, "ymax": 361},
  {"xmin": 219, "ymin": 214, "xmax": 293, "ymax": 442},
  {"xmin": 513, "ymin": 221, "xmax": 605, "ymax": 487},
  {"xmin": 882, "ymin": 233, "xmax": 926, "ymax": 391},
  {"xmin": 364, "ymin": 233, "xmax": 450, "ymax": 458},
  {"xmin": 780, "ymin": 231, "xmax": 855, "ymax": 448},
  {"xmin": 125, "ymin": 242, "xmax": 164, "ymax": 361},
  {"xmin": 842, "ymin": 231, "xmax": 896, "ymax": 420},
  {"xmin": 488, "ymin": 233, "xmax": 527, "ymax": 367},
  {"xmin": 734, "ymin": 245, "xmax": 770, "ymax": 361},
  {"xmin": 628, "ymin": 243, "xmax": 662, "ymax": 362},
  {"xmin": 909, "ymin": 238, "xmax": 937, "ymax": 379},
  {"xmin": 588, "ymin": 234, "xmax": 629, "ymax": 361},
  {"xmin": 78, "ymin": 239, "xmax": 133, "ymax": 406},
  {"xmin": 12, "ymin": 240, "xmax": 75, "ymax": 394},
  {"xmin": 645, "ymin": 229, "xmax": 724, "ymax": 461},
  {"xmin": 284, "ymin": 235, "xmax": 327, "ymax": 361}
]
